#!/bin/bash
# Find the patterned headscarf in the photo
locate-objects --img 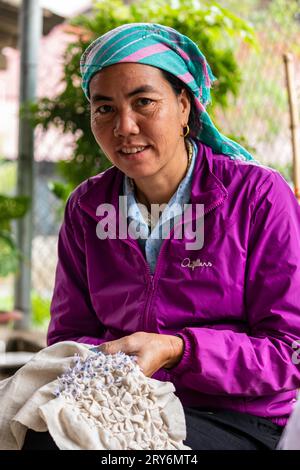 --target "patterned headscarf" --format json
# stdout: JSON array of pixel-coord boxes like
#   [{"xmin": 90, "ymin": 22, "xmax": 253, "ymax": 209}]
[{"xmin": 80, "ymin": 23, "xmax": 257, "ymax": 162}]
